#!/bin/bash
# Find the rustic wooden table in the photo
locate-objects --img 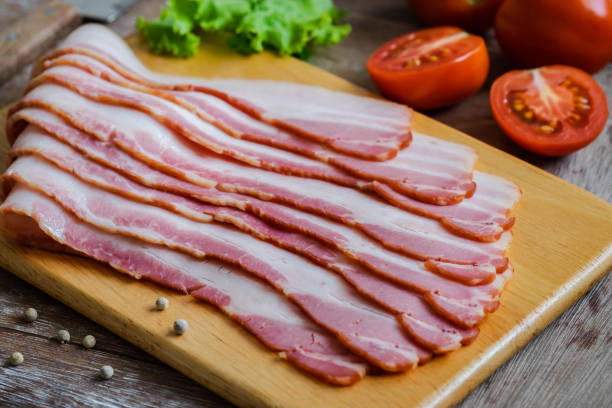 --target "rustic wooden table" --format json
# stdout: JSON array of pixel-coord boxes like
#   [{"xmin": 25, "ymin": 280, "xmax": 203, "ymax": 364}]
[{"xmin": 1, "ymin": 1, "xmax": 610, "ymax": 407}]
